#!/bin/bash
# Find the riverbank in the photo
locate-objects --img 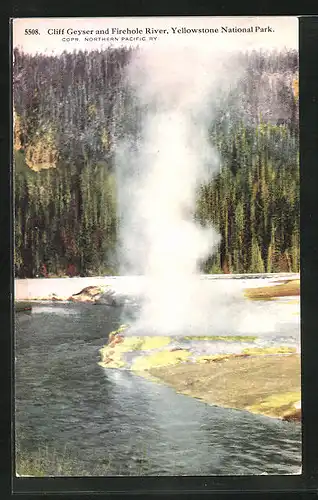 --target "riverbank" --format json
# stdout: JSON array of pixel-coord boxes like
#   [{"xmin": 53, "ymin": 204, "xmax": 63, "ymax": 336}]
[
  {"xmin": 146, "ymin": 353, "xmax": 301, "ymax": 421},
  {"xmin": 16, "ymin": 300, "xmax": 302, "ymax": 477},
  {"xmin": 14, "ymin": 273, "xmax": 300, "ymax": 302},
  {"xmin": 15, "ymin": 442, "xmax": 147, "ymax": 476},
  {"xmin": 15, "ymin": 274, "xmax": 300, "ymax": 422},
  {"xmin": 98, "ymin": 325, "xmax": 301, "ymax": 422},
  {"xmin": 15, "ymin": 301, "xmax": 32, "ymax": 312},
  {"xmin": 244, "ymin": 279, "xmax": 300, "ymax": 300}
]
